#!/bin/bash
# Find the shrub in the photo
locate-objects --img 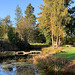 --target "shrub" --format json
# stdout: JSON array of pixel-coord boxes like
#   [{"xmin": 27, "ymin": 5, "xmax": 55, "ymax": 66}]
[
  {"xmin": 42, "ymin": 47, "xmax": 62, "ymax": 55},
  {"xmin": 55, "ymin": 49, "xmax": 62, "ymax": 53},
  {"xmin": 8, "ymin": 27, "xmax": 30, "ymax": 50},
  {"xmin": 42, "ymin": 47, "xmax": 53, "ymax": 55},
  {"xmin": 33, "ymin": 55, "xmax": 69, "ymax": 74}
]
